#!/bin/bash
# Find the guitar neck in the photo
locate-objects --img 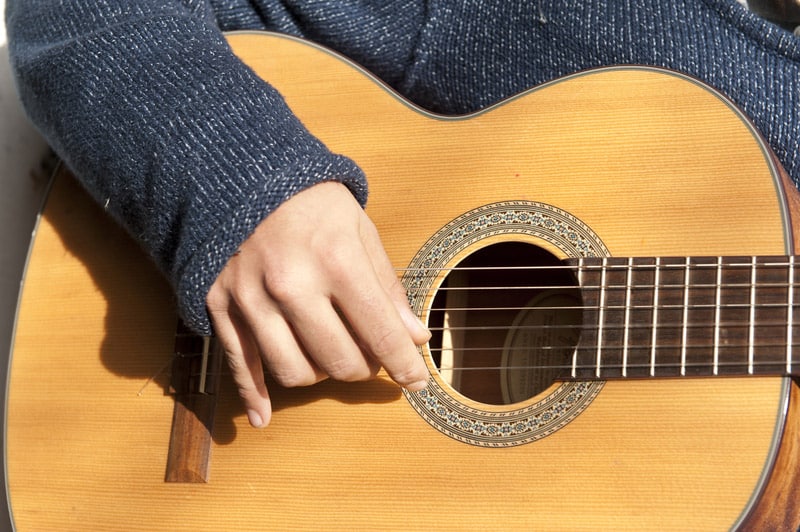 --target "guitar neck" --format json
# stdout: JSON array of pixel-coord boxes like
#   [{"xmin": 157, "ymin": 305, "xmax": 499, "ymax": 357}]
[{"xmin": 571, "ymin": 255, "xmax": 800, "ymax": 380}]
